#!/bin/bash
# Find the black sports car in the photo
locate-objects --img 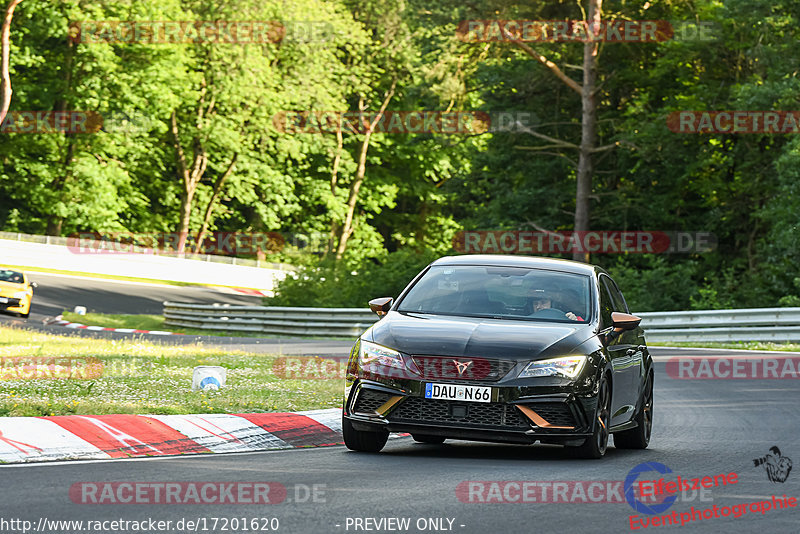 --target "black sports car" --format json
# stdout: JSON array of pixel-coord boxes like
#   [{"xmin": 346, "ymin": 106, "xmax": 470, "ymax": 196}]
[{"xmin": 342, "ymin": 254, "xmax": 653, "ymax": 459}]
